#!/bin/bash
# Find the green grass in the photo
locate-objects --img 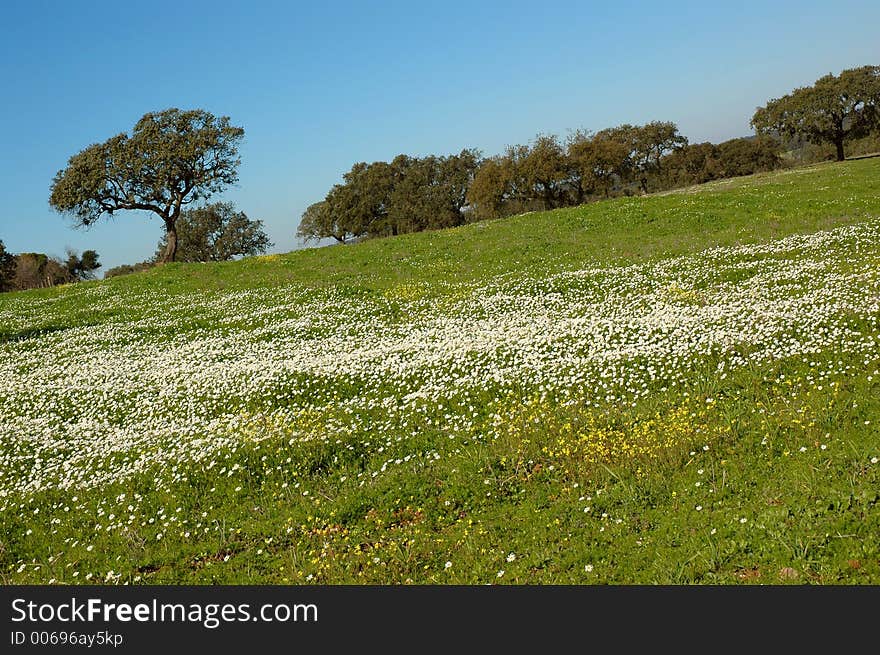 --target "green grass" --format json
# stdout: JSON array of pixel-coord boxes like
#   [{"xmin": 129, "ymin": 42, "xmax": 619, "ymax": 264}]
[{"xmin": 1, "ymin": 157, "xmax": 879, "ymax": 584}]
